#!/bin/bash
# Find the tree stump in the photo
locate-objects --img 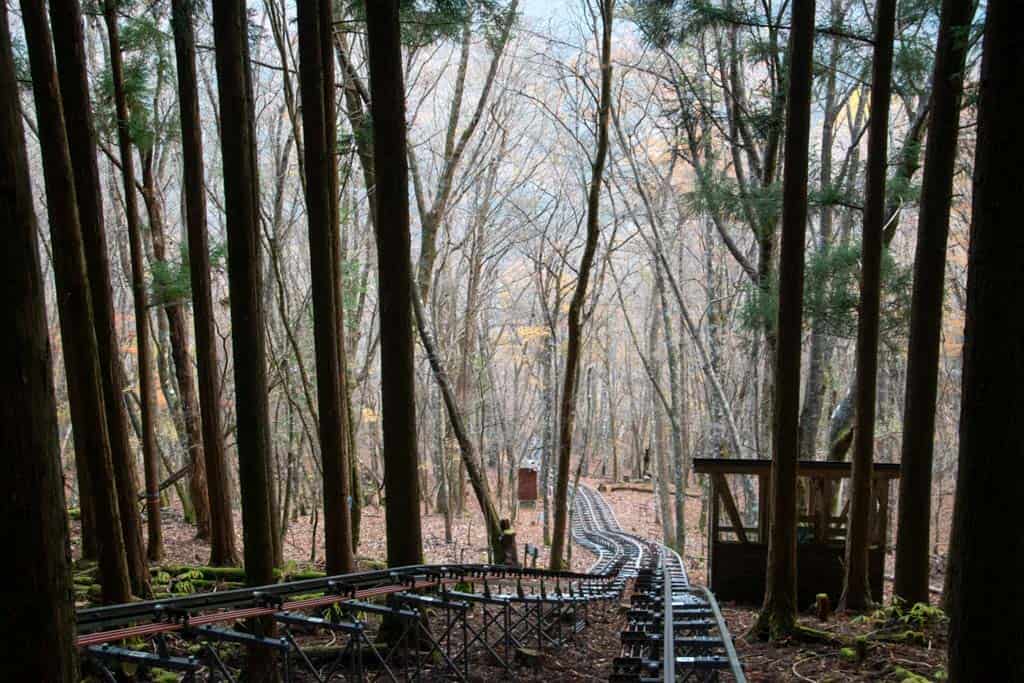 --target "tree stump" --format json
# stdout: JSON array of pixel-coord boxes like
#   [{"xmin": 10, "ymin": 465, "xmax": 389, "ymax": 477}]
[{"xmin": 816, "ymin": 593, "xmax": 832, "ymax": 621}]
